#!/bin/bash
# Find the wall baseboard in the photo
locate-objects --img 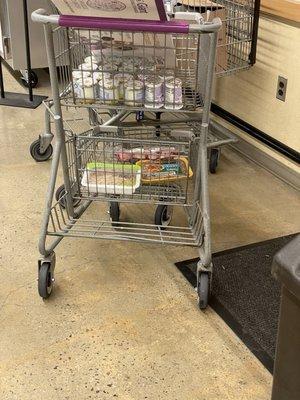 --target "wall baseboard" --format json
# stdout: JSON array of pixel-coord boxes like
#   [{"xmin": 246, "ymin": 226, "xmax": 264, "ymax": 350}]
[
  {"xmin": 230, "ymin": 136, "xmax": 300, "ymax": 191},
  {"xmin": 209, "ymin": 118, "xmax": 299, "ymax": 190}
]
